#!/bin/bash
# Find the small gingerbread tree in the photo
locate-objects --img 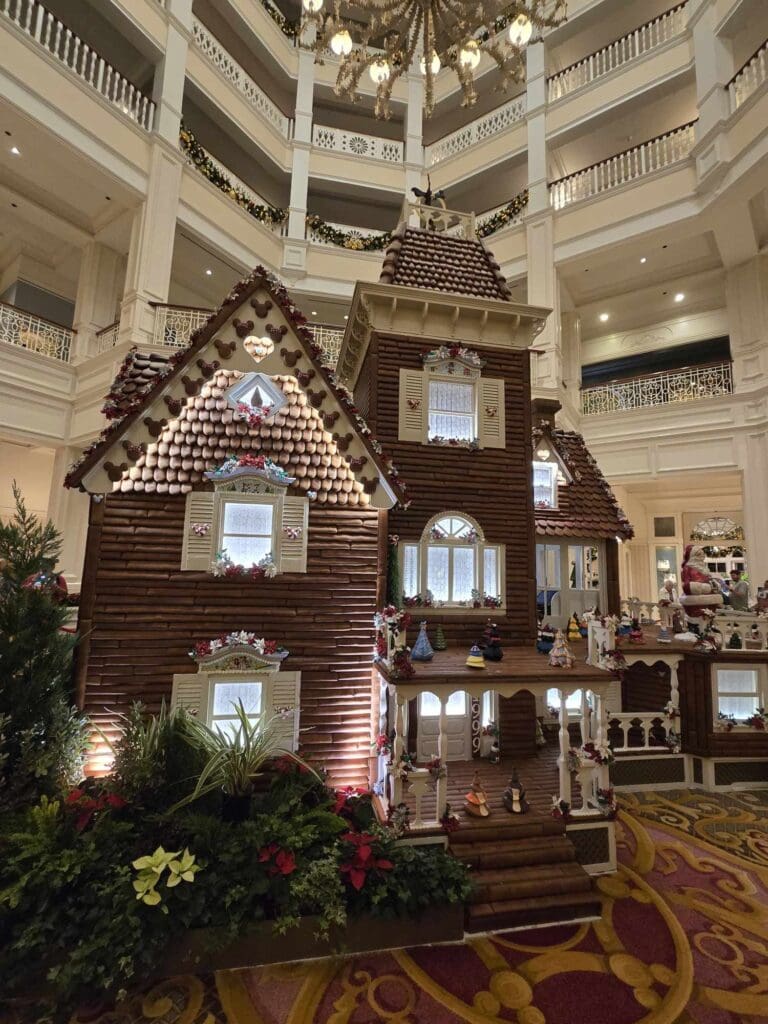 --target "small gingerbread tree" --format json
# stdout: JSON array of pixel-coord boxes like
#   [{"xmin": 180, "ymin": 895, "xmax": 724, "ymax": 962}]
[{"xmin": 433, "ymin": 623, "xmax": 447, "ymax": 651}]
